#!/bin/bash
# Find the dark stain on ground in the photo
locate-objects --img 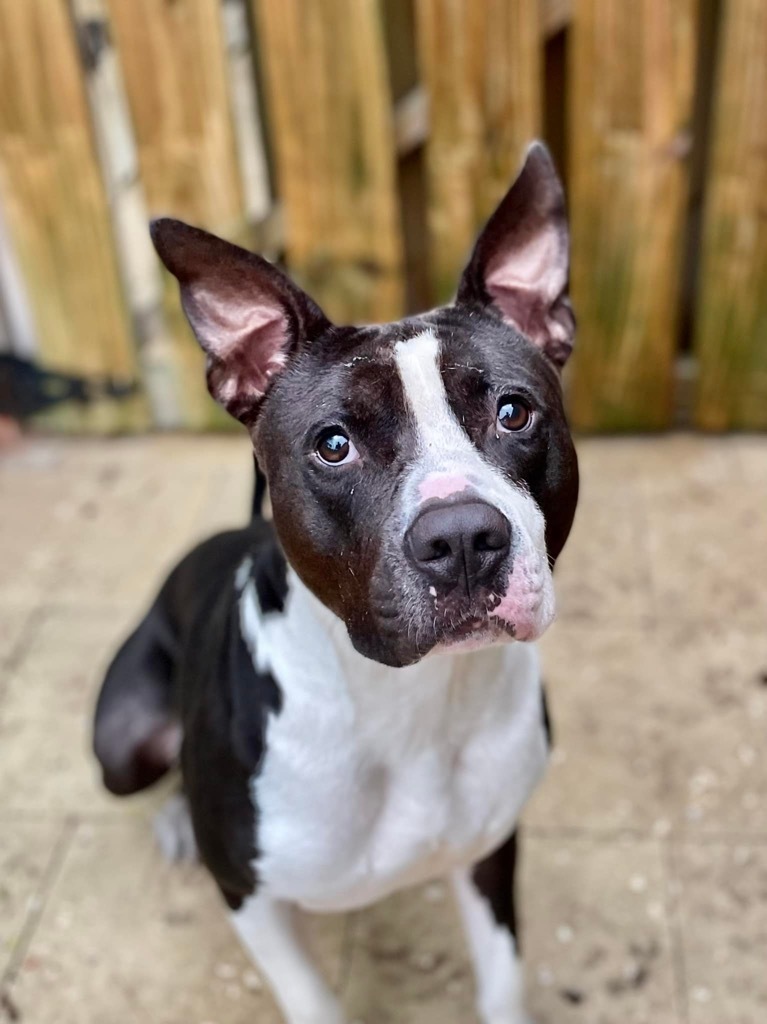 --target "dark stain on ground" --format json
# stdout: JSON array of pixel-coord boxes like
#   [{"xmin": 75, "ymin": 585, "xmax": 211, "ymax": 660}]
[
  {"xmin": 362, "ymin": 942, "xmax": 411, "ymax": 964},
  {"xmin": 606, "ymin": 962, "xmax": 649, "ymax": 995},
  {"xmin": 630, "ymin": 939, "xmax": 660, "ymax": 960},
  {"xmin": 98, "ymin": 464, "xmax": 121, "ymax": 487},
  {"xmin": 0, "ymin": 990, "xmax": 21, "ymax": 1022},
  {"xmin": 560, "ymin": 987, "xmax": 586, "ymax": 1004},
  {"xmin": 758, "ymin": 670, "xmax": 767, "ymax": 687},
  {"xmin": 604, "ymin": 939, "xmax": 659, "ymax": 997},
  {"xmin": 582, "ymin": 945, "xmax": 608, "ymax": 970}
]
